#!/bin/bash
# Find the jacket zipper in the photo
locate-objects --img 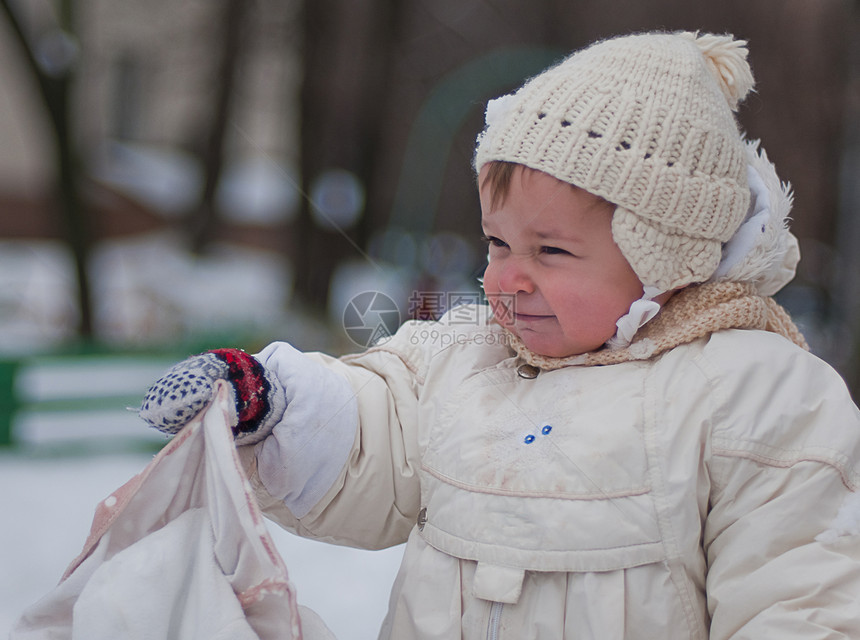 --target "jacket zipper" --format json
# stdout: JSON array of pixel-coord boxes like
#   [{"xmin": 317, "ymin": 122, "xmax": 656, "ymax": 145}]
[{"xmin": 487, "ymin": 602, "xmax": 503, "ymax": 640}]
